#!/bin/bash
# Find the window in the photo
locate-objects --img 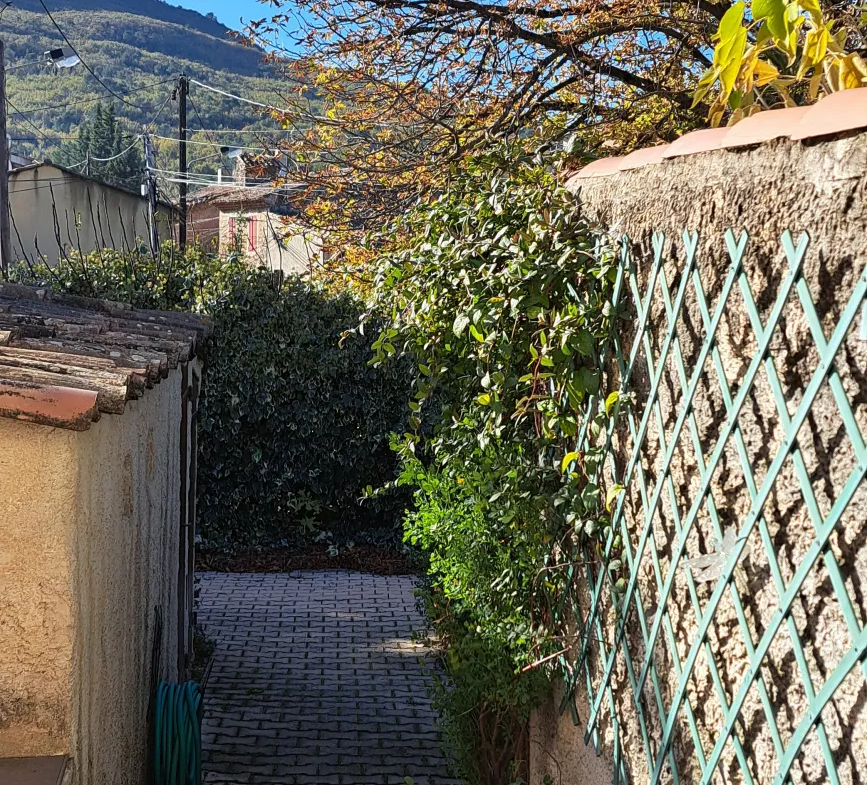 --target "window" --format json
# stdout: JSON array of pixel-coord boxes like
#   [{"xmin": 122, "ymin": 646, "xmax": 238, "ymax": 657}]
[{"xmin": 248, "ymin": 216, "xmax": 258, "ymax": 252}]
